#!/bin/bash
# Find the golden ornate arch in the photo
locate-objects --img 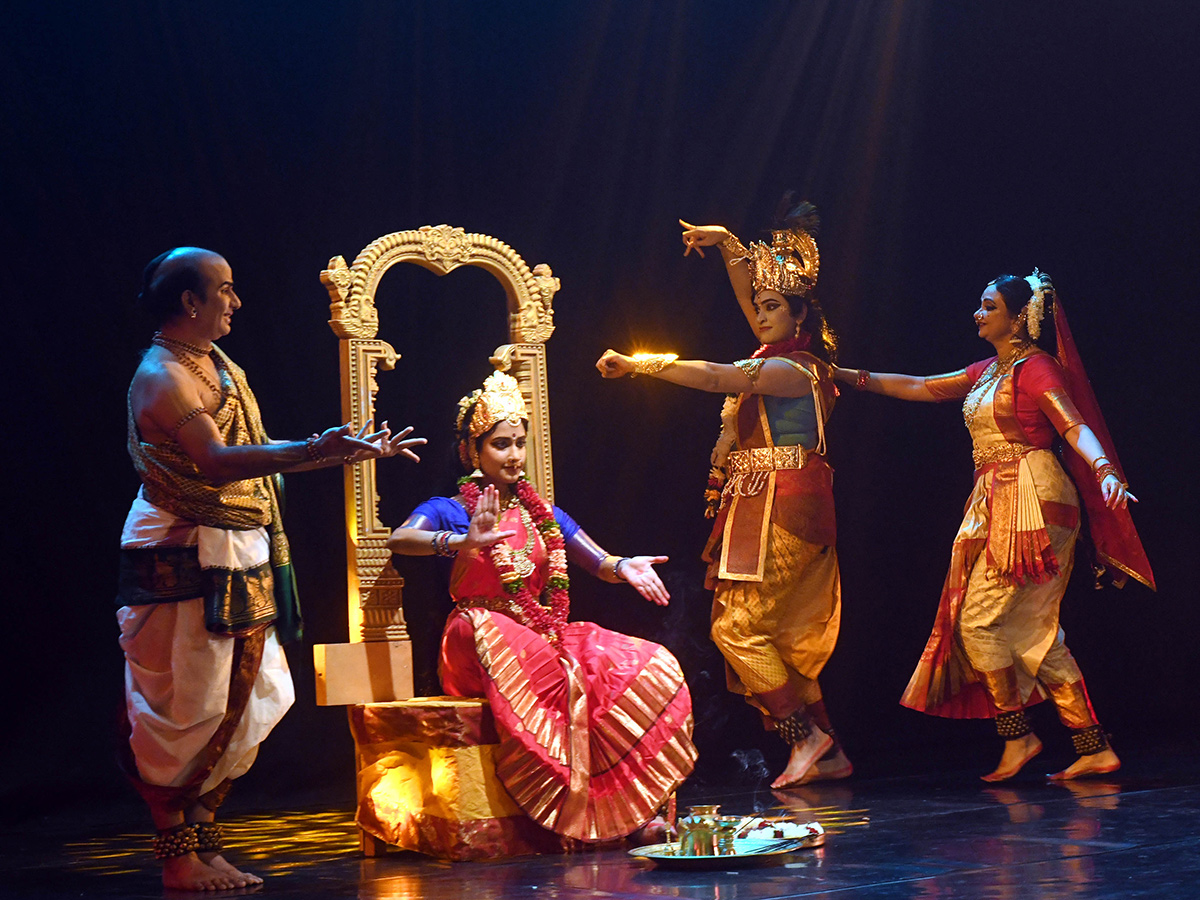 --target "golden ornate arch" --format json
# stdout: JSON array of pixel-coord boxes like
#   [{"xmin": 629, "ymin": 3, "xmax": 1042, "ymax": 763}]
[{"xmin": 313, "ymin": 225, "xmax": 560, "ymax": 705}]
